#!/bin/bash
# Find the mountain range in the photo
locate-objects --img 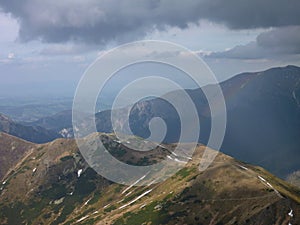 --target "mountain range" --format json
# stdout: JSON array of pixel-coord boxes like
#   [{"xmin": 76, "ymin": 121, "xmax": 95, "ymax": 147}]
[
  {"xmin": 0, "ymin": 65, "xmax": 300, "ymax": 224},
  {"xmin": 0, "ymin": 113, "xmax": 60, "ymax": 144},
  {"xmin": 6, "ymin": 65, "xmax": 299, "ymax": 181},
  {"xmin": 0, "ymin": 132, "xmax": 299, "ymax": 225},
  {"xmin": 94, "ymin": 65, "xmax": 300, "ymax": 180}
]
